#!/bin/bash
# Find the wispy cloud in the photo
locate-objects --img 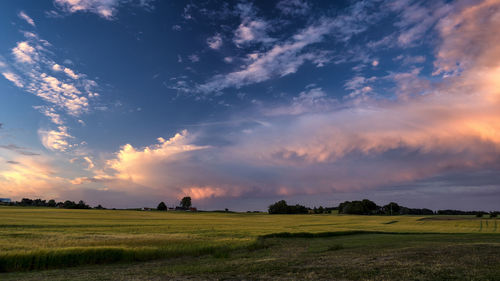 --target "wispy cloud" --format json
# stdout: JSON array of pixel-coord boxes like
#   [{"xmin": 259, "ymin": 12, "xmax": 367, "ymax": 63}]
[
  {"xmin": 53, "ymin": 0, "xmax": 154, "ymax": 19},
  {"xmin": 264, "ymin": 87, "xmax": 336, "ymax": 116},
  {"xmin": 193, "ymin": 1, "xmax": 384, "ymax": 94},
  {"xmin": 233, "ymin": 3, "xmax": 274, "ymax": 46},
  {"xmin": 389, "ymin": 0, "xmax": 452, "ymax": 47},
  {"xmin": 207, "ymin": 33, "xmax": 223, "ymax": 50},
  {"xmin": 18, "ymin": 11, "xmax": 36, "ymax": 27},
  {"xmin": 276, "ymin": 0, "xmax": 310, "ymax": 16},
  {"xmin": 0, "ymin": 144, "xmax": 40, "ymax": 156},
  {"xmin": 0, "ymin": 31, "xmax": 99, "ymax": 152},
  {"xmin": 38, "ymin": 126, "xmax": 73, "ymax": 152},
  {"xmin": 1, "ymin": 72, "xmax": 24, "ymax": 88}
]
